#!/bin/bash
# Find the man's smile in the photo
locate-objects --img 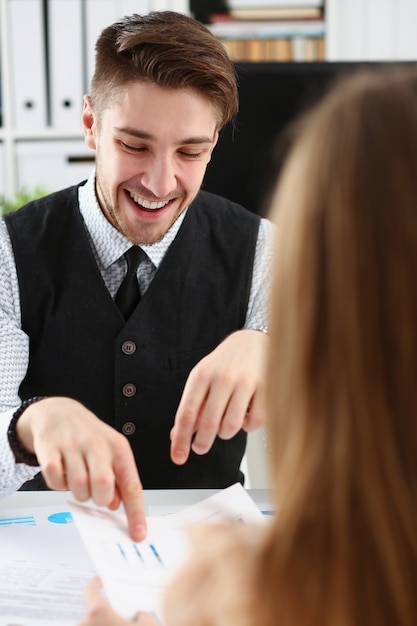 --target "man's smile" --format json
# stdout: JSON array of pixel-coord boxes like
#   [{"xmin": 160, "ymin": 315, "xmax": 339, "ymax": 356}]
[{"xmin": 129, "ymin": 191, "xmax": 172, "ymax": 211}]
